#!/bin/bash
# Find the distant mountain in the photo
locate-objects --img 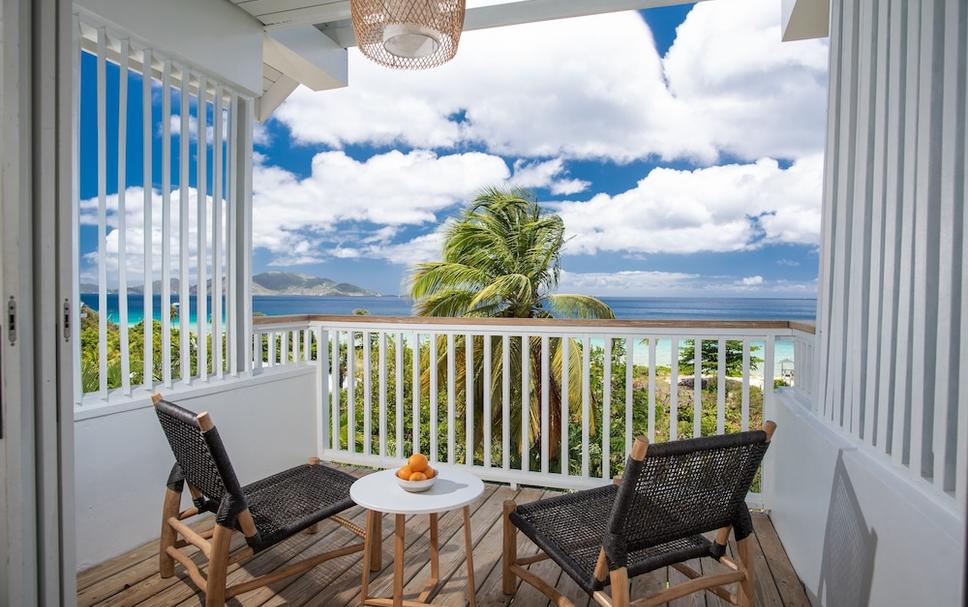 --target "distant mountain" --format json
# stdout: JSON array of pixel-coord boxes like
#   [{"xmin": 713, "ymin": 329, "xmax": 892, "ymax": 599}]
[
  {"xmin": 252, "ymin": 272, "xmax": 379, "ymax": 296},
  {"xmin": 80, "ymin": 273, "xmax": 378, "ymax": 297}
]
